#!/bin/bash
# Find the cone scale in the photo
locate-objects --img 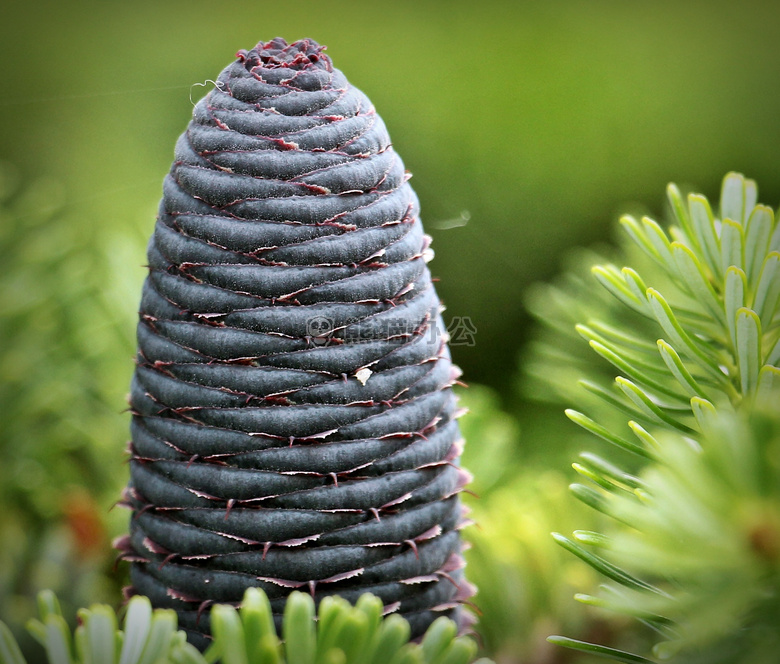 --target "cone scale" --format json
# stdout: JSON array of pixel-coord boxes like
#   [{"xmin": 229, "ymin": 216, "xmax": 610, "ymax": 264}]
[{"xmin": 116, "ymin": 38, "xmax": 473, "ymax": 648}]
